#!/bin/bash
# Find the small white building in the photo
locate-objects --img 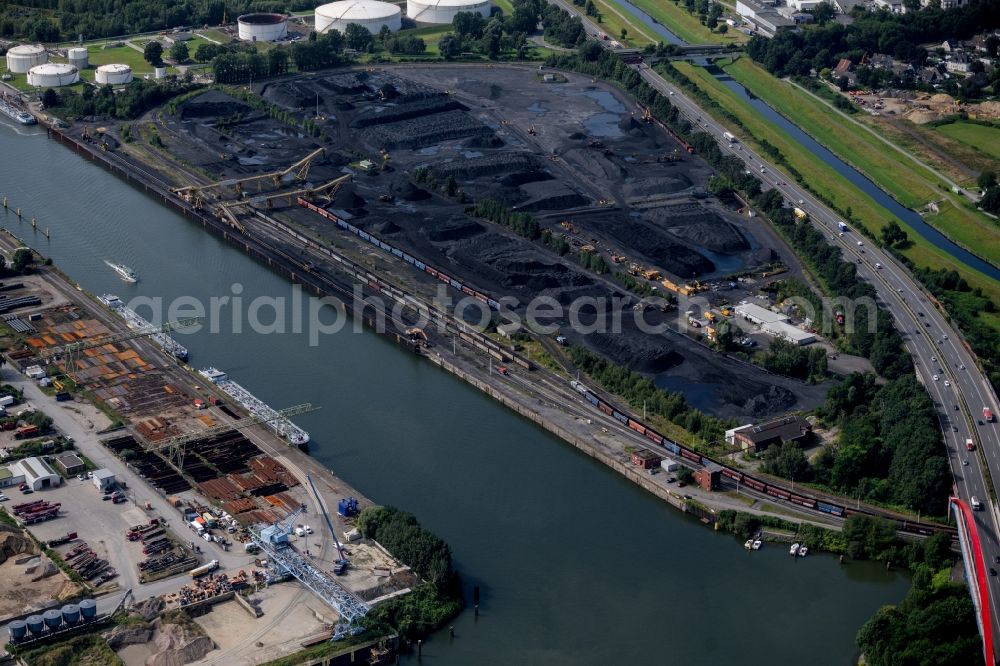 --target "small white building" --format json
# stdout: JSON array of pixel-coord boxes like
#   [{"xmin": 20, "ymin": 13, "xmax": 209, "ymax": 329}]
[
  {"xmin": 25, "ymin": 365, "xmax": 46, "ymax": 380},
  {"xmin": 725, "ymin": 424, "xmax": 754, "ymax": 445},
  {"xmin": 92, "ymin": 468, "xmax": 116, "ymax": 492},
  {"xmin": 762, "ymin": 321, "xmax": 816, "ymax": 345},
  {"xmin": 9, "ymin": 456, "xmax": 61, "ymax": 490},
  {"xmin": 496, "ymin": 322, "xmax": 520, "ymax": 339}
]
